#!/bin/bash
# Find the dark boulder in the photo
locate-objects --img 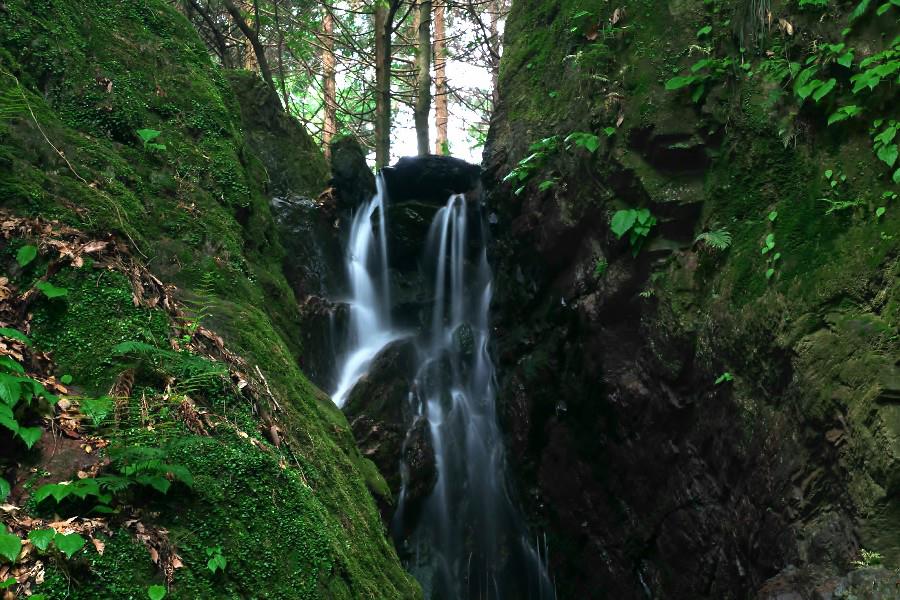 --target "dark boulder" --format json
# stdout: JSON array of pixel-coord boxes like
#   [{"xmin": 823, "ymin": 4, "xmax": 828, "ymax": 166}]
[
  {"xmin": 381, "ymin": 155, "xmax": 482, "ymax": 205},
  {"xmin": 342, "ymin": 338, "xmax": 437, "ymax": 510},
  {"xmin": 330, "ymin": 135, "xmax": 376, "ymax": 212}
]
